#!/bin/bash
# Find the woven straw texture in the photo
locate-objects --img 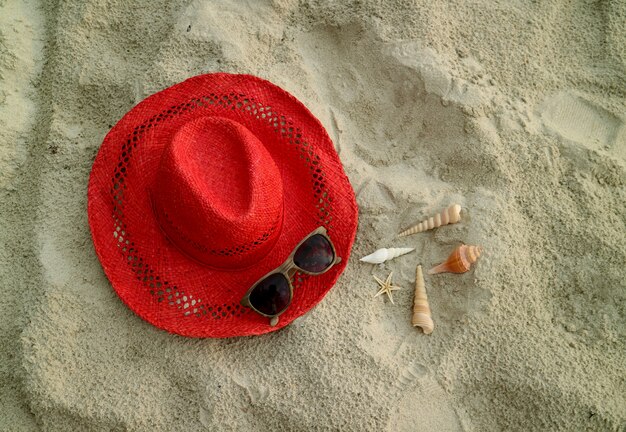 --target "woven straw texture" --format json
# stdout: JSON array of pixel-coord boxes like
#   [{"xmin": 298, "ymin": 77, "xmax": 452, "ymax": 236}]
[
  {"xmin": 152, "ymin": 115, "xmax": 285, "ymax": 269},
  {"xmin": 87, "ymin": 73, "xmax": 358, "ymax": 338}
]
